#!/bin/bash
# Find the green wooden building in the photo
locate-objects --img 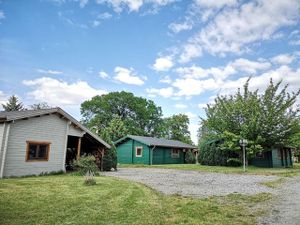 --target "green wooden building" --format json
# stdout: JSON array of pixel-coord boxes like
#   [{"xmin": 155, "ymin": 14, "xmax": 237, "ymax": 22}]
[
  {"xmin": 114, "ymin": 135, "xmax": 197, "ymax": 165},
  {"xmin": 251, "ymin": 147, "xmax": 293, "ymax": 168}
]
